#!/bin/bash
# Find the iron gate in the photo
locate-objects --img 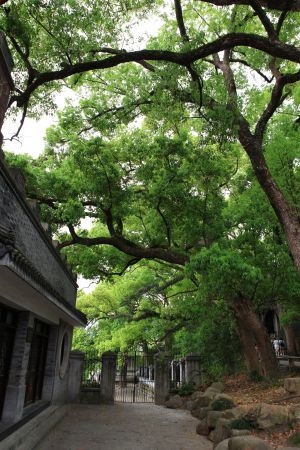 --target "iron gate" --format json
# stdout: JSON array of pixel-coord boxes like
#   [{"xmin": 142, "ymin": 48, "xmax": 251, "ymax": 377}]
[
  {"xmin": 81, "ymin": 350, "xmax": 102, "ymax": 388},
  {"xmin": 114, "ymin": 352, "xmax": 155, "ymax": 403}
]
